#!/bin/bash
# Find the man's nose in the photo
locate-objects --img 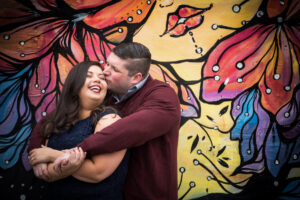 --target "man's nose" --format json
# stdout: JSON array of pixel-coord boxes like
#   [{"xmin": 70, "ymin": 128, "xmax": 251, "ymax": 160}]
[{"xmin": 103, "ymin": 66, "xmax": 110, "ymax": 75}]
